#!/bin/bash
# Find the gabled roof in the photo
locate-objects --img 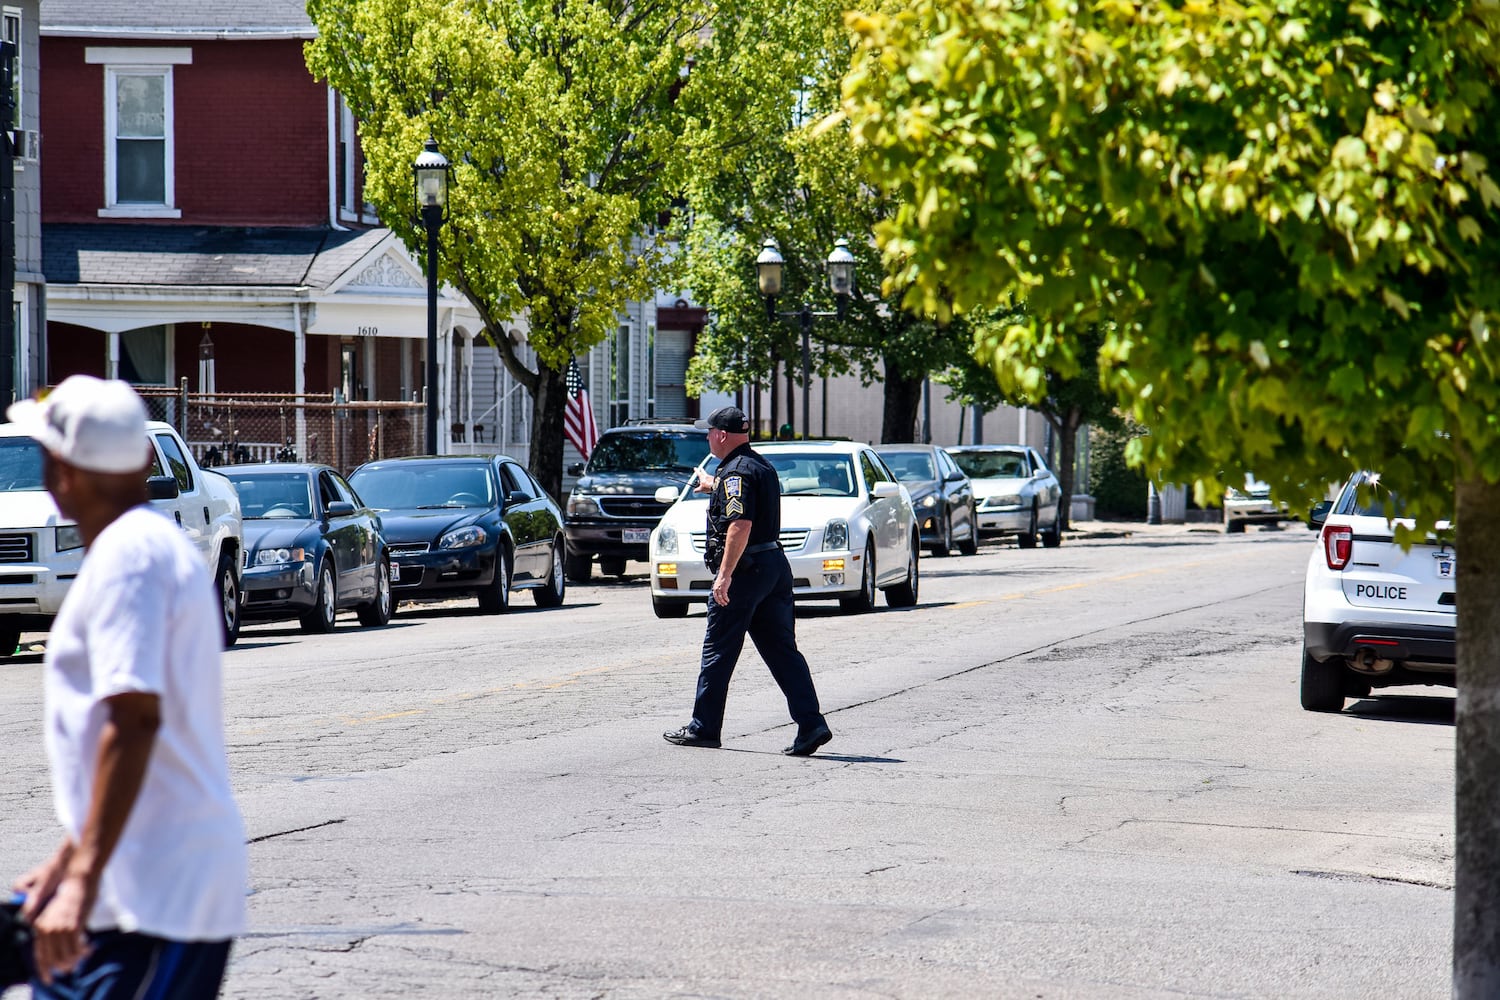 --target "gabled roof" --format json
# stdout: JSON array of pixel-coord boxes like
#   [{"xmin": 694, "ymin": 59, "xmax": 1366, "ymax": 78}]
[
  {"xmin": 41, "ymin": 0, "xmax": 313, "ymax": 38},
  {"xmin": 43, "ymin": 225, "xmax": 387, "ymax": 289}
]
